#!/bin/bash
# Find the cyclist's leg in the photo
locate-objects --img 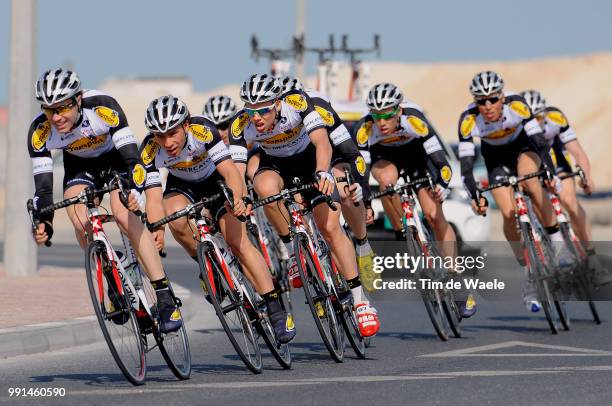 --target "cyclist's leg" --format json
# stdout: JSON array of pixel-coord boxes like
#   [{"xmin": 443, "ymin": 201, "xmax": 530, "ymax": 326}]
[
  {"xmin": 246, "ymin": 148, "xmax": 261, "ymax": 182},
  {"xmin": 417, "ymin": 188, "xmax": 457, "ymax": 258},
  {"xmin": 371, "ymin": 160, "xmax": 403, "ymax": 235},
  {"xmin": 517, "ymin": 151, "xmax": 556, "ymax": 228},
  {"xmin": 253, "ymin": 170, "xmax": 288, "ymax": 237},
  {"xmin": 64, "ymin": 184, "xmax": 92, "ymax": 249},
  {"xmin": 163, "ymin": 192, "xmax": 197, "ymax": 257},
  {"xmin": 109, "ymin": 190, "xmax": 165, "ymax": 281},
  {"xmin": 559, "ymin": 176, "xmax": 592, "ymax": 246}
]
